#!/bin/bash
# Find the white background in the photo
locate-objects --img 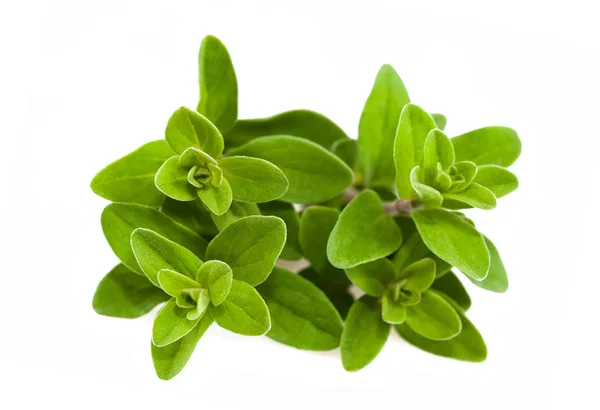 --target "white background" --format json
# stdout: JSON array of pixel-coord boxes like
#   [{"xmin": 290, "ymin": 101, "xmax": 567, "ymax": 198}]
[{"xmin": 1, "ymin": 0, "xmax": 598, "ymax": 408}]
